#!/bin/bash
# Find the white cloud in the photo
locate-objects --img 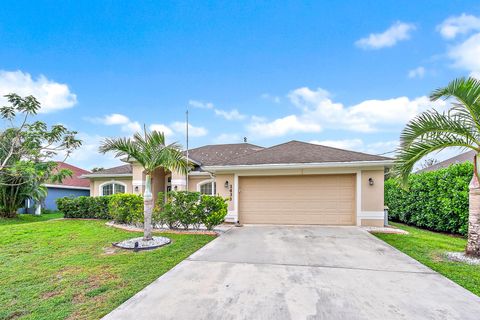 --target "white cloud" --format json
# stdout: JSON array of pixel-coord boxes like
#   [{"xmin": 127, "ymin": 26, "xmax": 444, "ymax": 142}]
[
  {"xmin": 189, "ymin": 100, "xmax": 214, "ymax": 109},
  {"xmin": 355, "ymin": 21, "xmax": 416, "ymax": 50},
  {"xmin": 408, "ymin": 66, "xmax": 426, "ymax": 79},
  {"xmin": 121, "ymin": 121, "xmax": 142, "ymax": 134},
  {"xmin": 171, "ymin": 121, "xmax": 207, "ymax": 137},
  {"xmin": 248, "ymin": 115, "xmax": 322, "ymax": 138},
  {"xmin": 436, "ymin": 14, "xmax": 480, "ymax": 76},
  {"xmin": 213, "ymin": 133, "xmax": 242, "ymax": 144},
  {"xmin": 261, "ymin": 93, "xmax": 281, "ymax": 103},
  {"xmin": 149, "ymin": 124, "xmax": 173, "ymax": 136},
  {"xmin": 437, "ymin": 13, "xmax": 480, "ymax": 39},
  {"xmin": 88, "ymin": 113, "xmax": 142, "ymax": 134},
  {"xmin": 214, "ymin": 108, "xmax": 246, "ymax": 120},
  {"xmin": 447, "ymin": 32, "xmax": 480, "ymax": 76},
  {"xmin": 0, "ymin": 70, "xmax": 77, "ymax": 113},
  {"xmin": 248, "ymin": 87, "xmax": 446, "ymax": 138},
  {"xmin": 103, "ymin": 113, "xmax": 130, "ymax": 125}
]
